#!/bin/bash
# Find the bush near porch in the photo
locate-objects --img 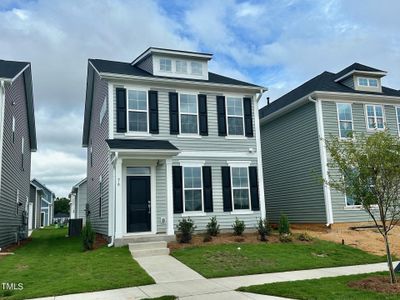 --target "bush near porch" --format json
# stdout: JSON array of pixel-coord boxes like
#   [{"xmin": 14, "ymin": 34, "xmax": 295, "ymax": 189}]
[{"xmin": 0, "ymin": 227, "xmax": 154, "ymax": 300}]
